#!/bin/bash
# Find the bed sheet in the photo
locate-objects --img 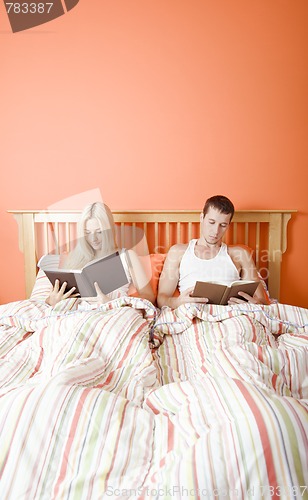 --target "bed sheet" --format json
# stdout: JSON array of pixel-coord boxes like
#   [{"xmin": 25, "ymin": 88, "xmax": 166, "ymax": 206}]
[
  {"xmin": 0, "ymin": 298, "xmax": 307, "ymax": 499},
  {"xmin": 0, "ymin": 296, "xmax": 159, "ymax": 498},
  {"xmin": 144, "ymin": 303, "xmax": 308, "ymax": 499}
]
